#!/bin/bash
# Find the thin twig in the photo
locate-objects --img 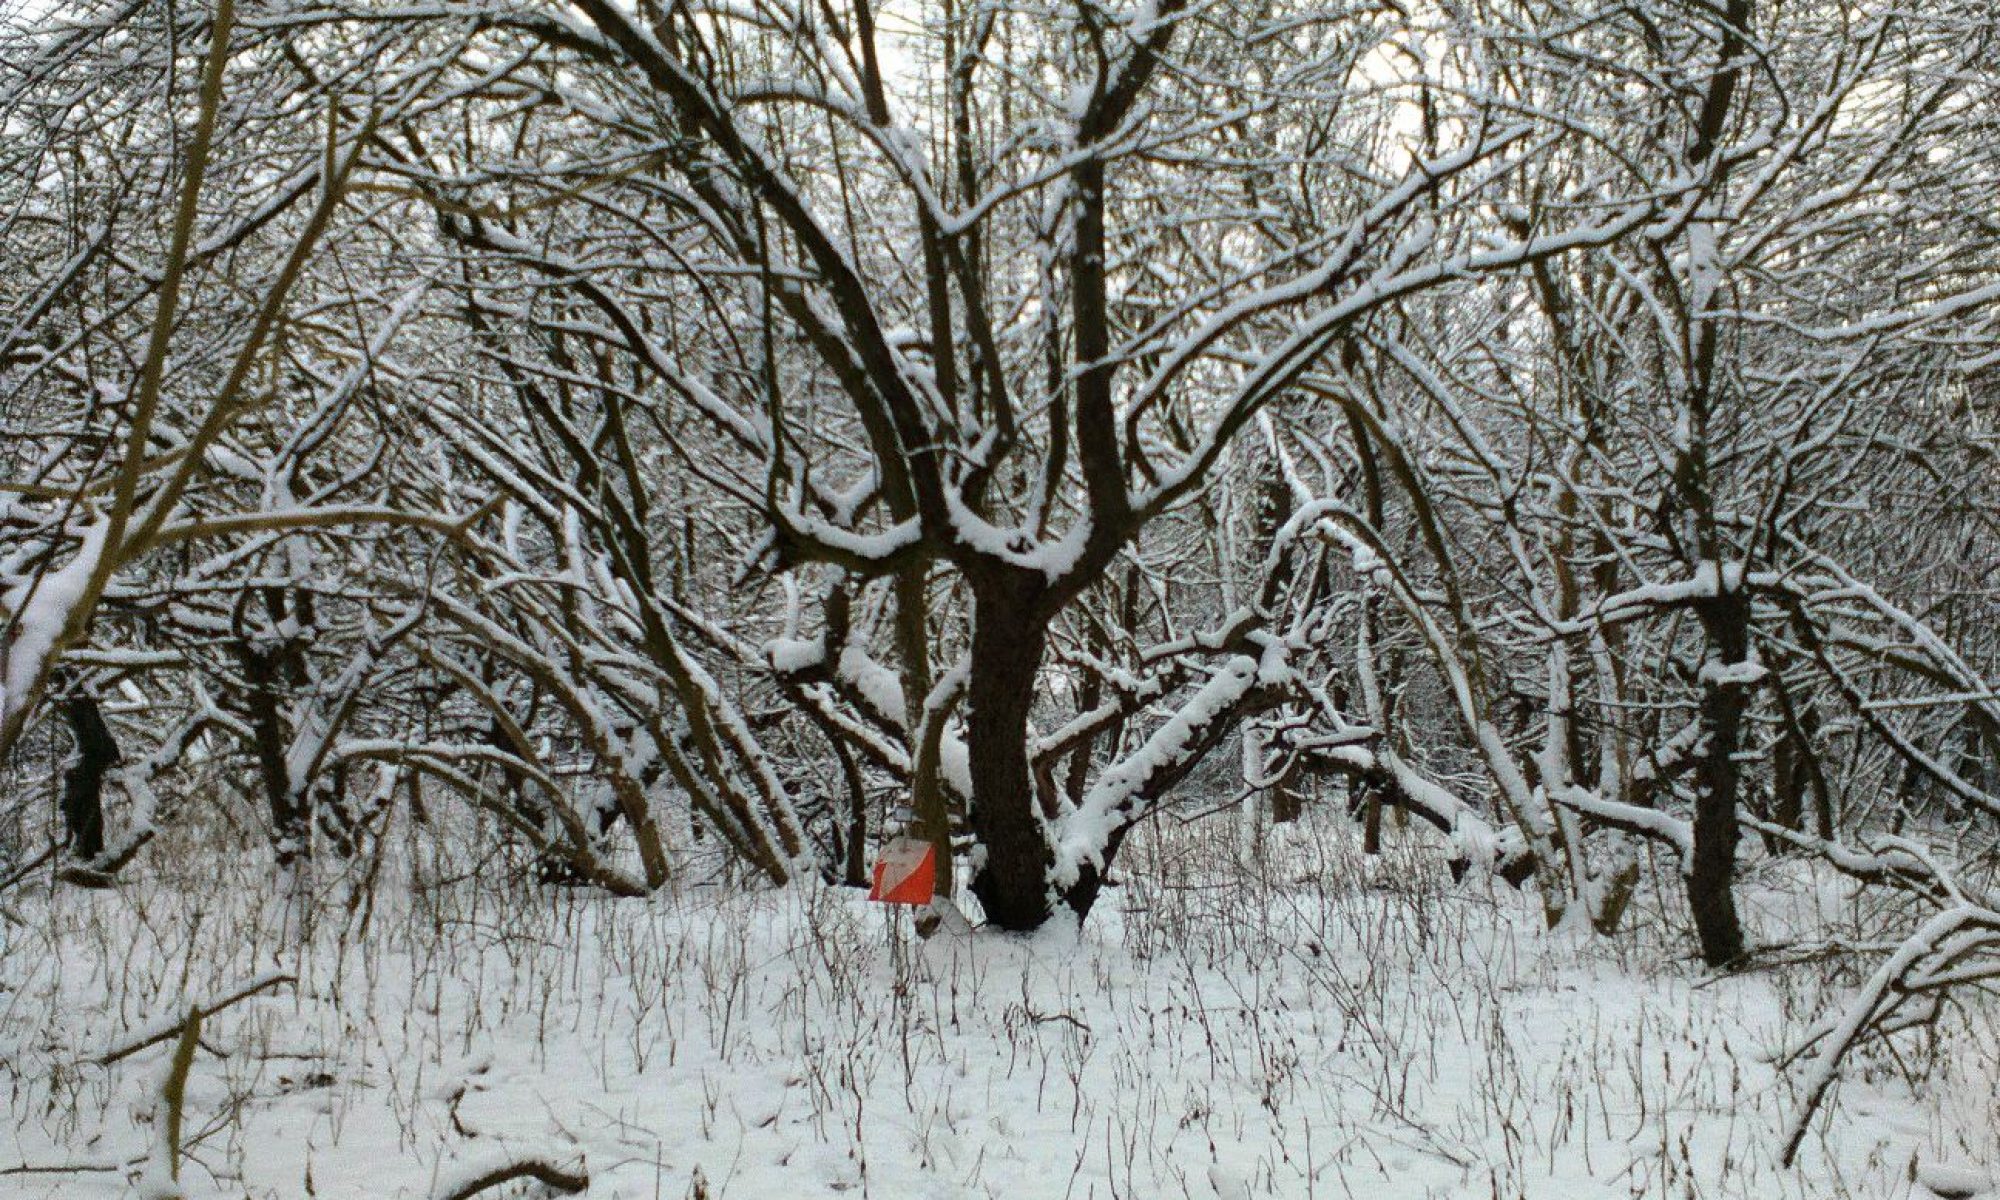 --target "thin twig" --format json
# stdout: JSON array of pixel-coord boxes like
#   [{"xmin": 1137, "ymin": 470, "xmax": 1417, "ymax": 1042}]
[{"xmin": 0, "ymin": 842, "xmax": 59, "ymax": 894}]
